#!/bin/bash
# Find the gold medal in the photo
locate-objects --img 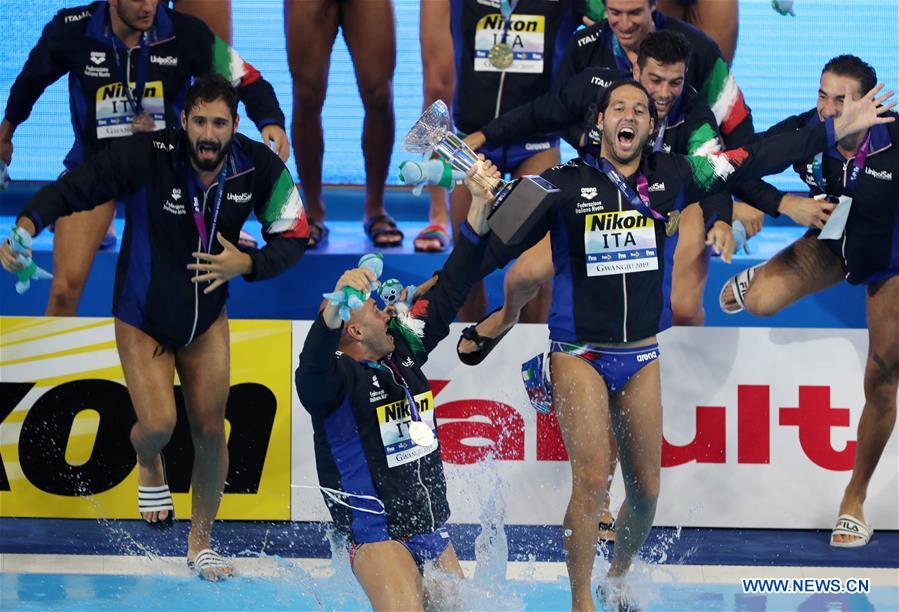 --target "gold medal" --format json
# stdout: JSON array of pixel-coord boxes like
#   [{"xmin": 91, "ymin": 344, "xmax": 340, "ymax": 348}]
[
  {"xmin": 665, "ymin": 210, "xmax": 681, "ymax": 237},
  {"xmin": 488, "ymin": 42, "xmax": 514, "ymax": 70},
  {"xmin": 131, "ymin": 111, "xmax": 156, "ymax": 133}
]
